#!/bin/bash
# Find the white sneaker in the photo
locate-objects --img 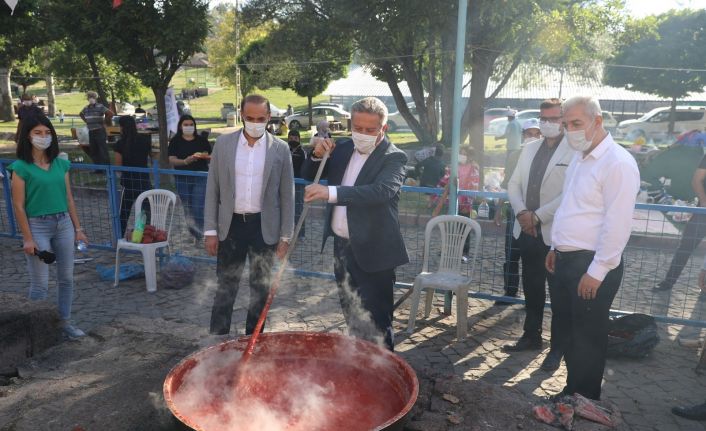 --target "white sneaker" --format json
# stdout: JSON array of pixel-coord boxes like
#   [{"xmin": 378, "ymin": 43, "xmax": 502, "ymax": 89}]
[{"xmin": 62, "ymin": 324, "xmax": 86, "ymax": 339}]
